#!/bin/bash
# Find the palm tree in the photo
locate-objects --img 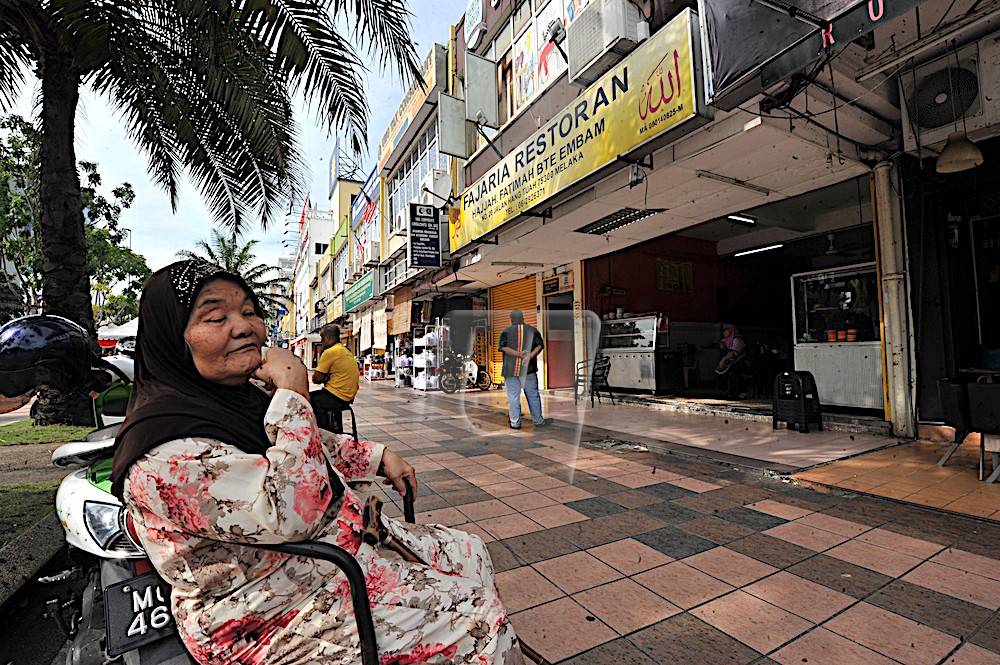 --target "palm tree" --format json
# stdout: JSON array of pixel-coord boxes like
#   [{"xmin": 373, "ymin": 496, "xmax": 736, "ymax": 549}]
[
  {"xmin": 177, "ymin": 229, "xmax": 289, "ymax": 319},
  {"xmin": 0, "ymin": 1, "xmax": 420, "ymax": 337}
]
